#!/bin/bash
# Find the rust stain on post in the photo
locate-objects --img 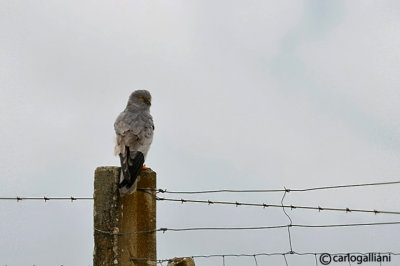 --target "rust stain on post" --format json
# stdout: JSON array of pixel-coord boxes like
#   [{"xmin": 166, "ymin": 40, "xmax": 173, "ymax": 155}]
[{"xmin": 94, "ymin": 166, "xmax": 157, "ymax": 266}]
